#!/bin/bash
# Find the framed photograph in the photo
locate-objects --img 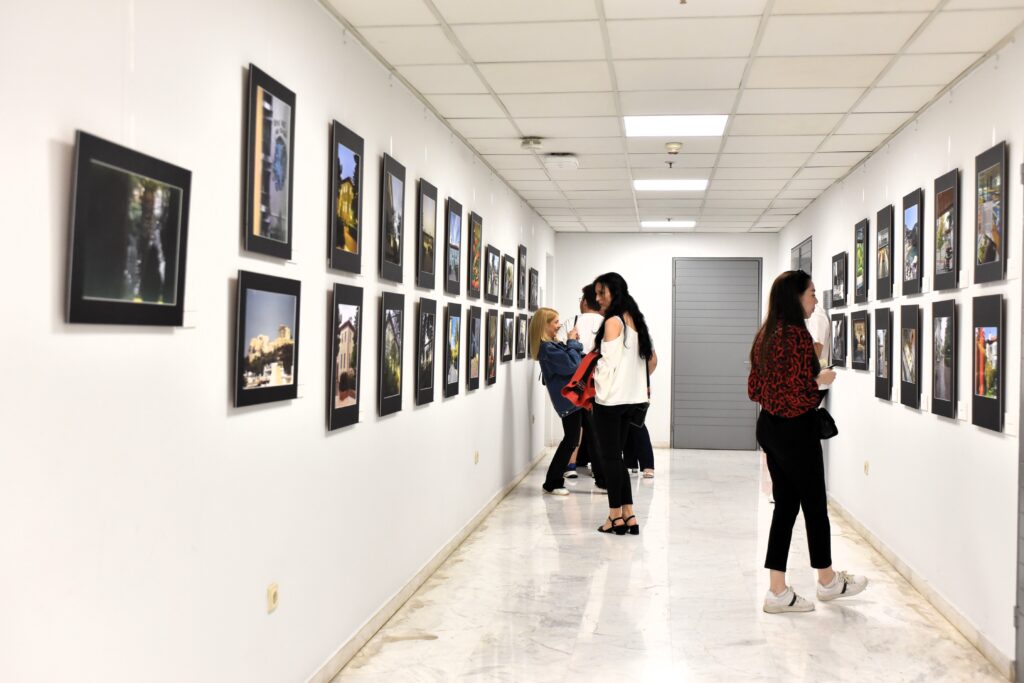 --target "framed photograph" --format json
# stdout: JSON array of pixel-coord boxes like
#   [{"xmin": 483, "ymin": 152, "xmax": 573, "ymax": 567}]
[
  {"xmin": 501, "ymin": 311, "xmax": 514, "ymax": 362},
  {"xmin": 528, "ymin": 268, "xmax": 539, "ymax": 311},
  {"xmin": 900, "ymin": 305, "xmax": 920, "ymax": 409},
  {"xmin": 517, "ymin": 245, "xmax": 527, "ymax": 309},
  {"xmin": 484, "ymin": 245, "xmax": 500, "ymax": 303},
  {"xmin": 854, "ymin": 219, "xmax": 869, "ymax": 303},
  {"xmin": 444, "ymin": 303, "xmax": 462, "ymax": 398},
  {"xmin": 416, "ymin": 181, "xmax": 437, "ymax": 290},
  {"xmin": 972, "ymin": 294, "xmax": 1003, "ymax": 432},
  {"xmin": 851, "ymin": 310, "xmax": 870, "ymax": 371},
  {"xmin": 445, "ymin": 198, "xmax": 462, "ymax": 296},
  {"xmin": 467, "ymin": 306, "xmax": 481, "ymax": 391},
  {"xmin": 932, "ymin": 299, "xmax": 957, "ymax": 419},
  {"xmin": 831, "ymin": 252, "xmax": 848, "ymax": 308},
  {"xmin": 378, "ymin": 291, "xmax": 404, "ymax": 416},
  {"xmin": 975, "ymin": 141, "xmax": 1008, "ymax": 284},
  {"xmin": 415, "ymin": 298, "xmax": 436, "ymax": 406},
  {"xmin": 515, "ymin": 313, "xmax": 528, "ymax": 360},
  {"xmin": 379, "ymin": 154, "xmax": 406, "ymax": 283},
  {"xmin": 234, "ymin": 270, "xmax": 300, "ymax": 407},
  {"xmin": 874, "ymin": 307, "xmax": 892, "ymax": 401},
  {"xmin": 329, "ymin": 120, "xmax": 362, "ymax": 274},
  {"xmin": 903, "ymin": 188, "xmax": 924, "ymax": 295},
  {"xmin": 830, "ymin": 313, "xmax": 847, "ymax": 368},
  {"xmin": 933, "ymin": 169, "xmax": 959, "ymax": 291},
  {"xmin": 876, "ymin": 204, "xmax": 894, "ymax": 300},
  {"xmin": 485, "ymin": 309, "xmax": 498, "ymax": 385},
  {"xmin": 467, "ymin": 212, "xmax": 483, "ymax": 299},
  {"xmin": 328, "ymin": 283, "xmax": 362, "ymax": 430},
  {"xmin": 501, "ymin": 254, "xmax": 515, "ymax": 307},
  {"xmin": 67, "ymin": 131, "xmax": 191, "ymax": 325},
  {"xmin": 244, "ymin": 64, "xmax": 295, "ymax": 260}
]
